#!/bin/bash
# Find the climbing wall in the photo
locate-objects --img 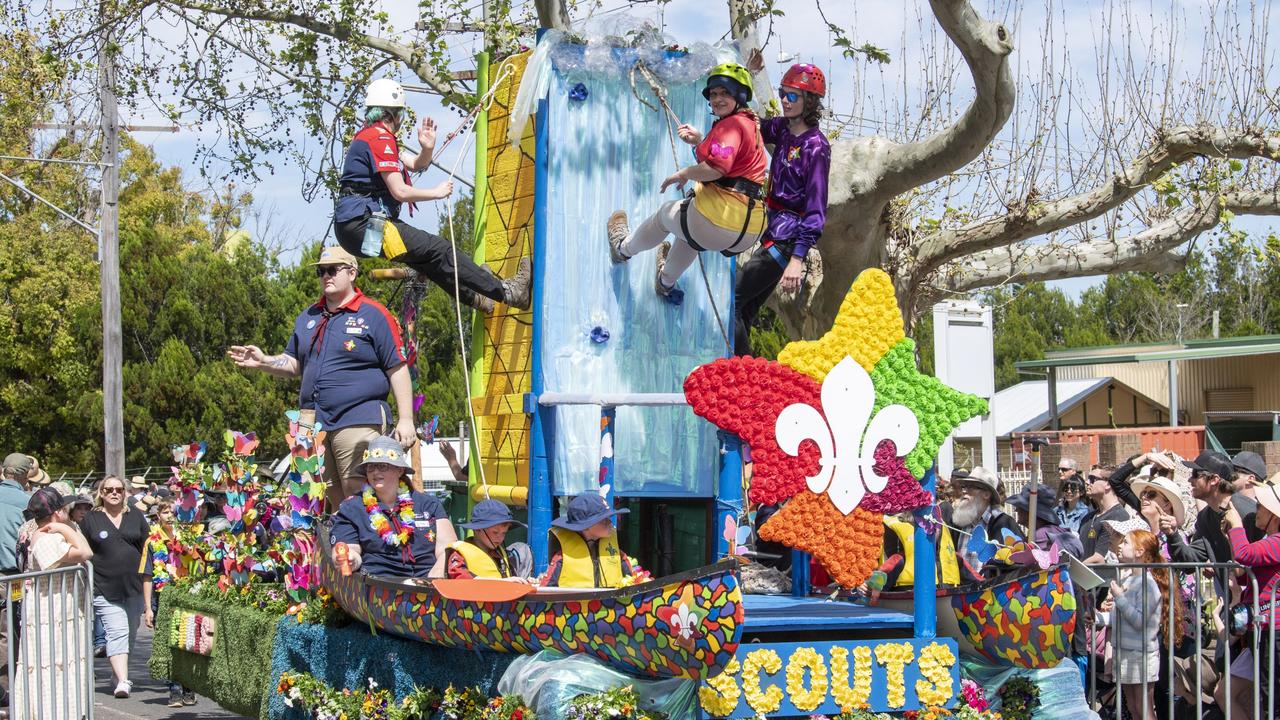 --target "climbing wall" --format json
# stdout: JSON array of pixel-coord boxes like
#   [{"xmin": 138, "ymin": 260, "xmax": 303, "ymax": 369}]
[
  {"xmin": 537, "ymin": 41, "xmax": 735, "ymax": 497},
  {"xmin": 474, "ymin": 51, "xmax": 536, "ymax": 489}
]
